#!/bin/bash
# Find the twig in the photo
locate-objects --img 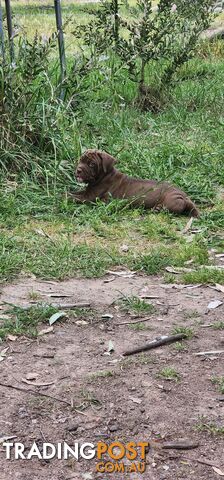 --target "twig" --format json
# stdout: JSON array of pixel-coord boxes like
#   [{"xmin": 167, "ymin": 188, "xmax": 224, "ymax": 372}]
[
  {"xmin": 116, "ymin": 317, "xmax": 152, "ymax": 326},
  {"xmin": 201, "ymin": 324, "xmax": 214, "ymax": 328},
  {"xmin": 51, "ymin": 302, "xmax": 90, "ymax": 309},
  {"xmin": 123, "ymin": 333, "xmax": 187, "ymax": 356},
  {"xmin": 195, "ymin": 458, "xmax": 221, "ymax": 468},
  {"xmin": 179, "ymin": 456, "xmax": 221, "ymax": 468},
  {"xmin": 0, "ymin": 381, "xmax": 86, "ymax": 415},
  {"xmin": 162, "ymin": 441, "xmax": 199, "ymax": 450},
  {"xmin": 194, "ymin": 350, "xmax": 224, "ymax": 356}
]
